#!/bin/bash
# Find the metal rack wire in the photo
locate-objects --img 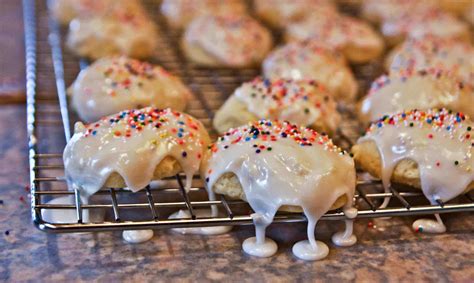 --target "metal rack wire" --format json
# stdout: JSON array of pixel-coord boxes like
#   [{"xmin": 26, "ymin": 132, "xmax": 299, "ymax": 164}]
[{"xmin": 25, "ymin": 0, "xmax": 474, "ymax": 233}]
